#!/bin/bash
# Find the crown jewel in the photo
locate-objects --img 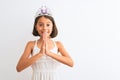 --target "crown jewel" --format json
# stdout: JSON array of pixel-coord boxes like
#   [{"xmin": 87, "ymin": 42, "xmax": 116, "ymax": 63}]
[{"xmin": 35, "ymin": 6, "xmax": 52, "ymax": 18}]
